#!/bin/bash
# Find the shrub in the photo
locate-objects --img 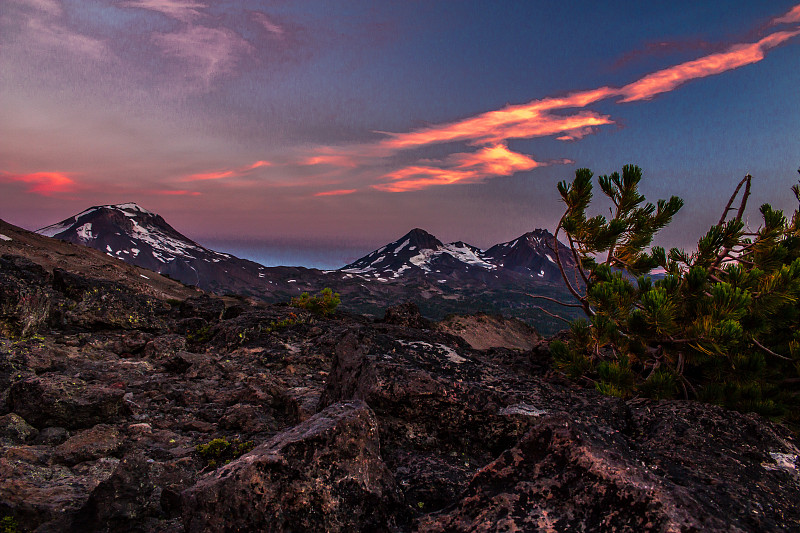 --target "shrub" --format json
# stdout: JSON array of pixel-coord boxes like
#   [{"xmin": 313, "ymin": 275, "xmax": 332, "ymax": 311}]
[
  {"xmin": 546, "ymin": 166, "xmax": 800, "ymax": 429},
  {"xmin": 196, "ymin": 437, "xmax": 255, "ymax": 468},
  {"xmin": 290, "ymin": 288, "xmax": 340, "ymax": 316}
]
